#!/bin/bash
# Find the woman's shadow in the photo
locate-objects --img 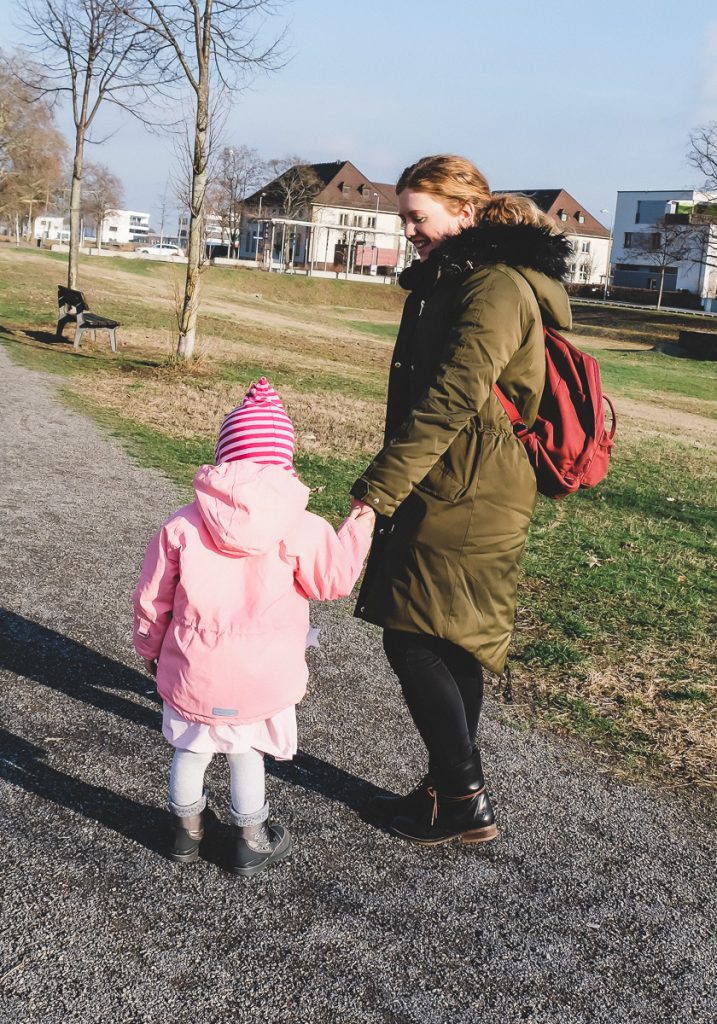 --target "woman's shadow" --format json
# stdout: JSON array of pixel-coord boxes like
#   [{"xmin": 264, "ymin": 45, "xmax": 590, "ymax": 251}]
[{"xmin": 0, "ymin": 610, "xmax": 388, "ymax": 865}]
